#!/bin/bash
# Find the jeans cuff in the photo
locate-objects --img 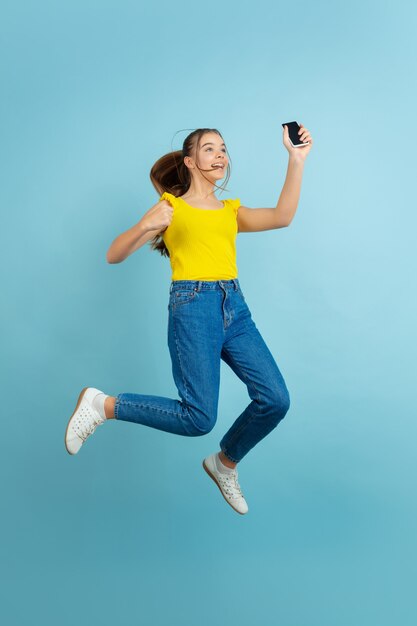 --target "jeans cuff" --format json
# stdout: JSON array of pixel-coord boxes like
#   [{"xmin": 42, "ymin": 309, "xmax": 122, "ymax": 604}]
[
  {"xmin": 220, "ymin": 445, "xmax": 239, "ymax": 464},
  {"xmin": 114, "ymin": 395, "xmax": 122, "ymax": 420}
]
